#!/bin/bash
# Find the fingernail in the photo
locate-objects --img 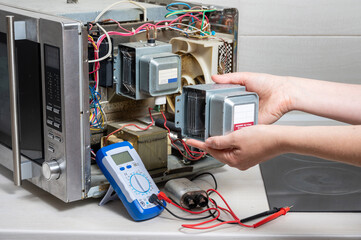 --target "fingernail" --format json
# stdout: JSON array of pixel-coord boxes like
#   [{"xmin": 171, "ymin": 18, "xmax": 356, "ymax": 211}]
[{"xmin": 205, "ymin": 138, "xmax": 214, "ymax": 147}]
